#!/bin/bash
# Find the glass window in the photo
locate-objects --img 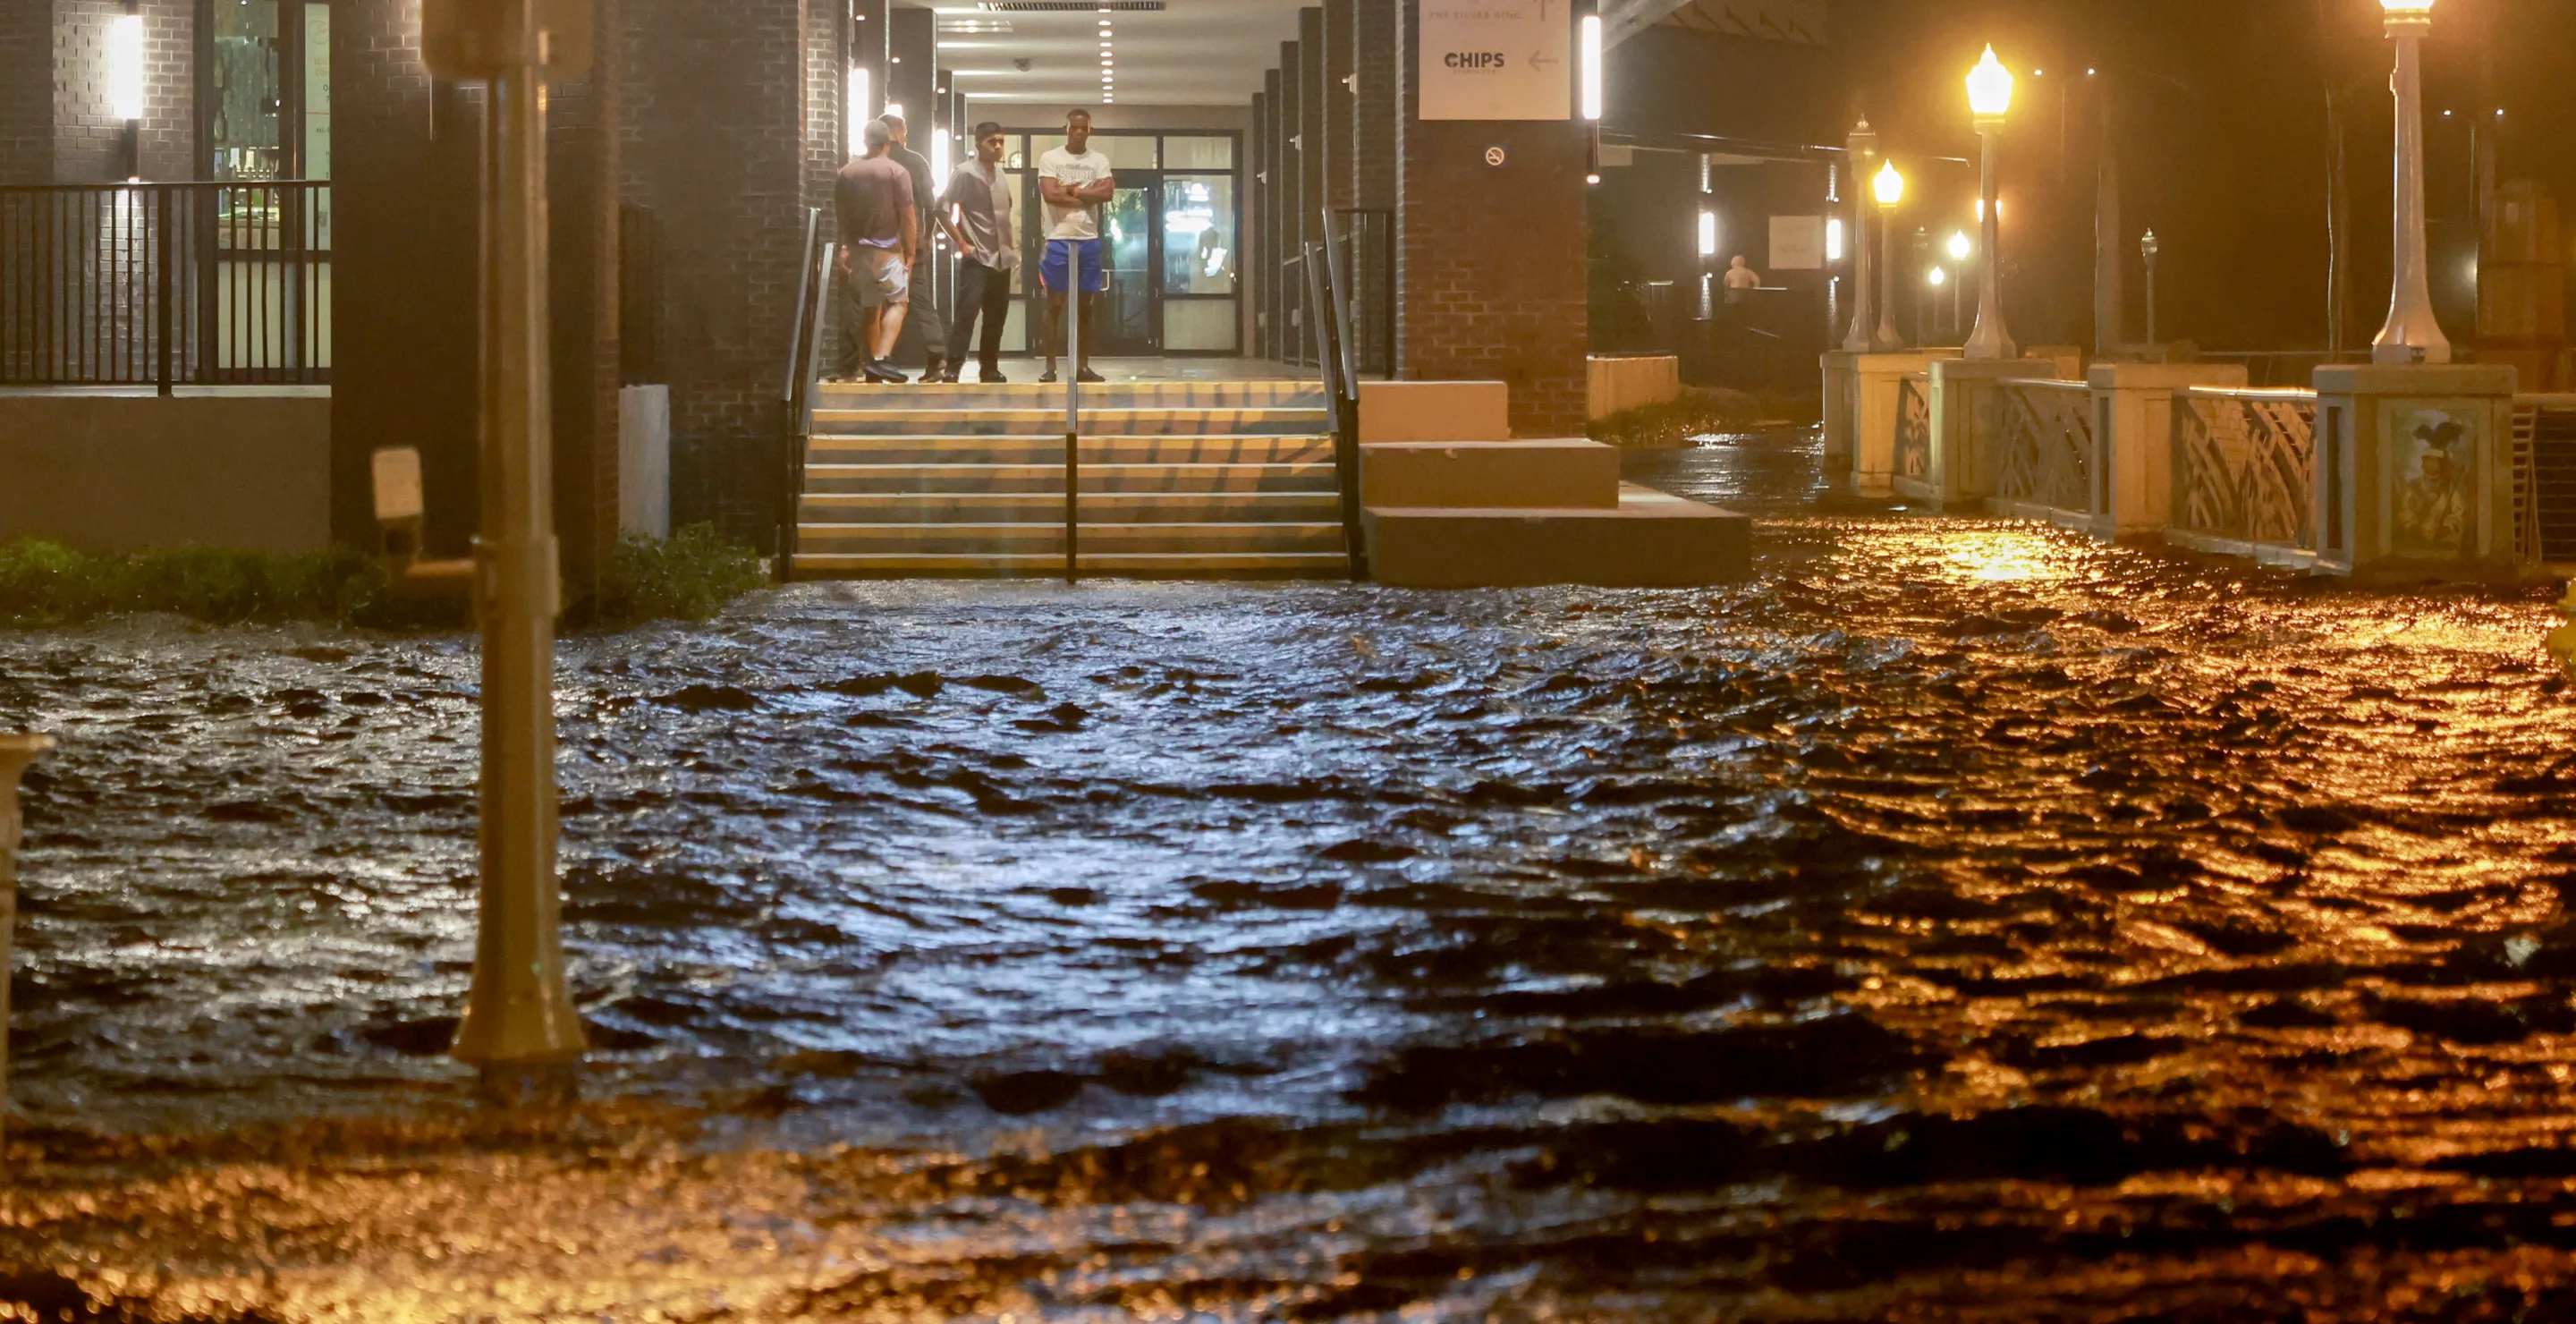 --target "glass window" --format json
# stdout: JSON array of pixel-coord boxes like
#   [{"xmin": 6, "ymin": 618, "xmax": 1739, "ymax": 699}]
[
  {"xmin": 1164, "ymin": 300, "xmax": 1238, "ymax": 352},
  {"xmin": 302, "ymin": 4, "xmax": 329, "ymax": 181},
  {"xmin": 1164, "ymin": 136, "xmax": 1233, "ymax": 171},
  {"xmin": 1089, "ymin": 132, "xmax": 1158, "ymax": 172},
  {"xmin": 1161, "ymin": 175, "xmax": 1235, "ymax": 295},
  {"xmin": 210, "ymin": 0, "xmax": 282, "ymax": 181}
]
